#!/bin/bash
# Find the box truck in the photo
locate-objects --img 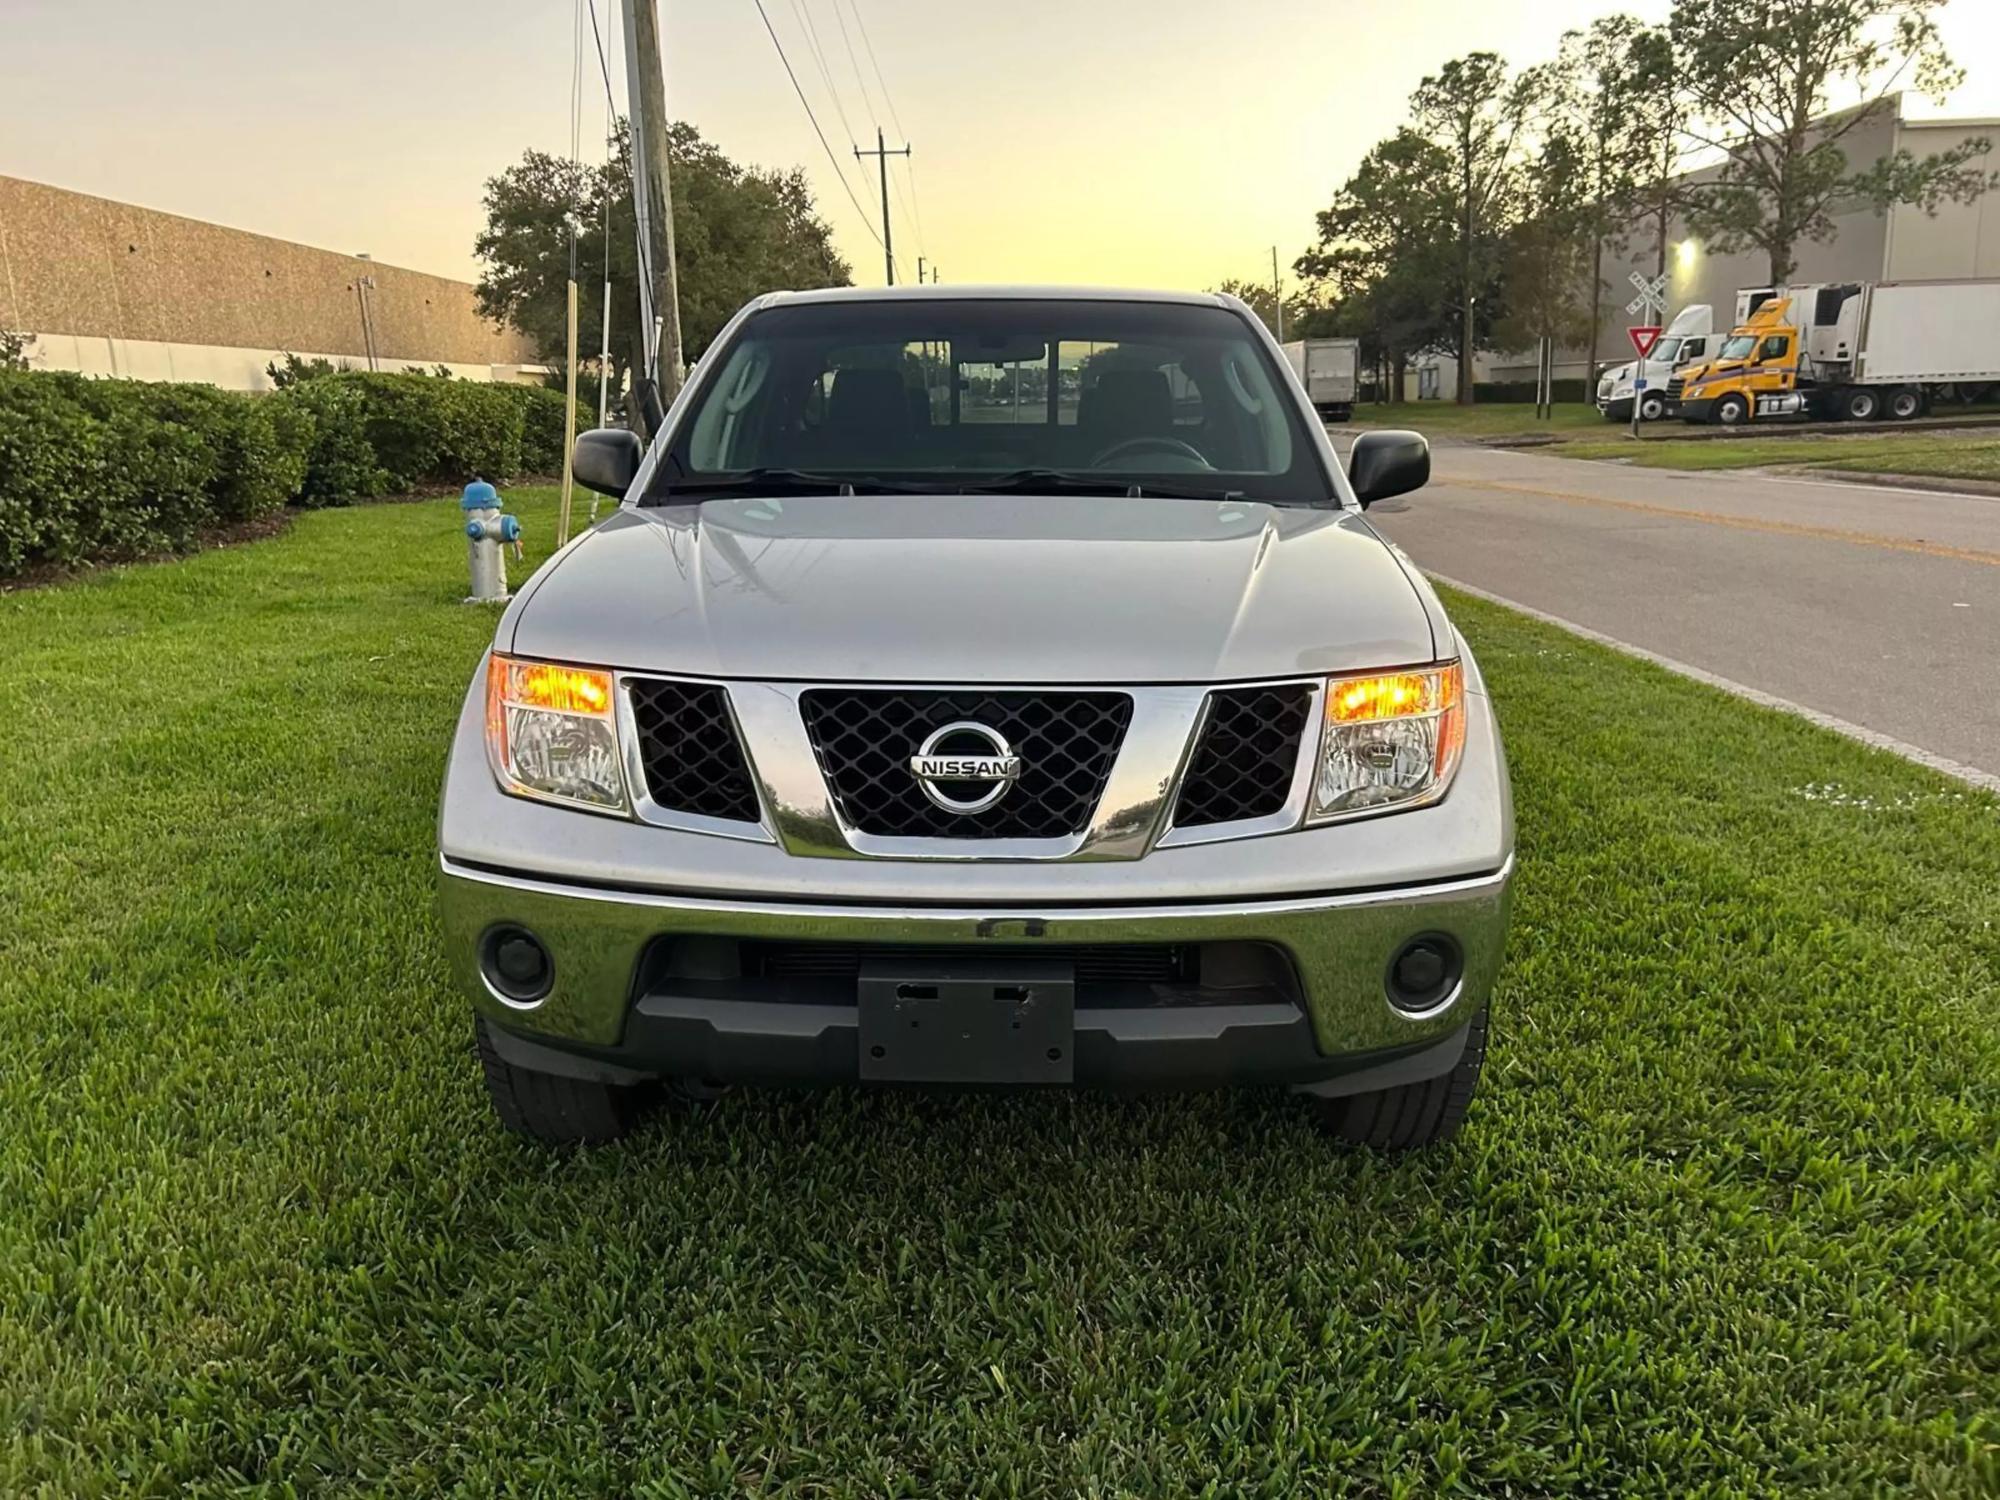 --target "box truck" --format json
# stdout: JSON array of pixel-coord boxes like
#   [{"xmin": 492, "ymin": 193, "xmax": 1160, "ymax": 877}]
[
  {"xmin": 1672, "ymin": 279, "xmax": 2000, "ymax": 424},
  {"xmin": 1281, "ymin": 337, "xmax": 1360, "ymax": 422}
]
